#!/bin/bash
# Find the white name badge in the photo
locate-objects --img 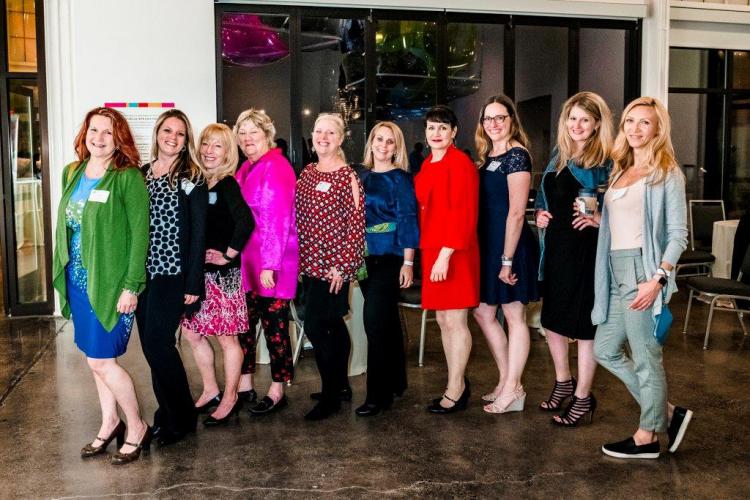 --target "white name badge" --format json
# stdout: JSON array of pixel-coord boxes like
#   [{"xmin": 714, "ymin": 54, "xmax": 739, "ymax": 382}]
[
  {"xmin": 315, "ymin": 181, "xmax": 332, "ymax": 192},
  {"xmin": 208, "ymin": 192, "xmax": 218, "ymax": 205},
  {"xmin": 181, "ymin": 178, "xmax": 196, "ymax": 195},
  {"xmin": 486, "ymin": 161, "xmax": 501, "ymax": 172},
  {"xmin": 88, "ymin": 189, "xmax": 110, "ymax": 203}
]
